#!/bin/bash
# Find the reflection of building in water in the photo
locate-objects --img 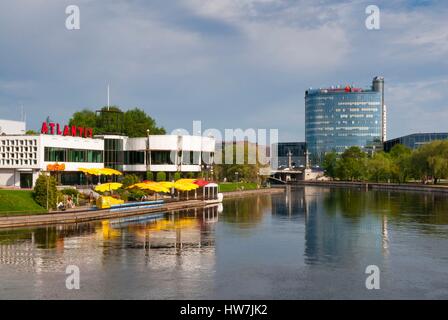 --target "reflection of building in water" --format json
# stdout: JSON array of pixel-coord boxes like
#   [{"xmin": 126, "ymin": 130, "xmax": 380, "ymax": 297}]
[
  {"xmin": 0, "ymin": 206, "xmax": 219, "ymax": 275},
  {"xmin": 302, "ymin": 186, "xmax": 387, "ymax": 265},
  {"xmin": 271, "ymin": 186, "xmax": 308, "ymax": 217}
]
